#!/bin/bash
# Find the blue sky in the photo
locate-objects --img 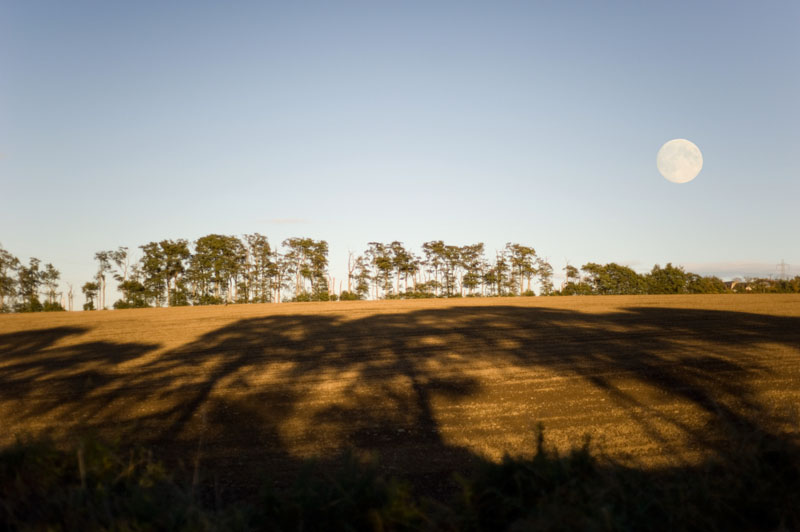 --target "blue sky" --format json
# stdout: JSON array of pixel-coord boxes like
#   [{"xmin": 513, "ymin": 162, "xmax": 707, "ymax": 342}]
[{"xmin": 1, "ymin": 1, "xmax": 798, "ymax": 304}]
